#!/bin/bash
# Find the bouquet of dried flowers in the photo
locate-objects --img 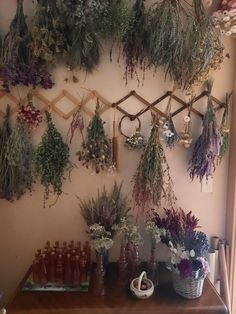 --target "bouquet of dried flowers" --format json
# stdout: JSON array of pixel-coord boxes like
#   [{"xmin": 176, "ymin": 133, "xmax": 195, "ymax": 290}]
[
  {"xmin": 30, "ymin": 0, "xmax": 67, "ymax": 65},
  {"xmin": 183, "ymin": 0, "xmax": 224, "ymax": 91},
  {"xmin": 77, "ymin": 100, "xmax": 114, "ymax": 173},
  {"xmin": 88, "ymin": 224, "xmax": 114, "ymax": 254},
  {"xmin": 151, "ymin": 208, "xmax": 210, "ymax": 279},
  {"xmin": 34, "ymin": 111, "xmax": 71, "ymax": 206},
  {"xmin": 61, "ymin": 0, "xmax": 100, "ymax": 73},
  {"xmin": 147, "ymin": 0, "xmax": 186, "ymax": 87},
  {"xmin": 145, "ymin": 220, "xmax": 166, "ymax": 247},
  {"xmin": 189, "ymin": 83, "xmax": 221, "ymax": 181},
  {"xmin": 218, "ymin": 93, "xmax": 231, "ymax": 162},
  {"xmin": 17, "ymin": 93, "xmax": 43, "ymax": 129},
  {"xmin": 122, "ymin": 0, "xmax": 148, "ymax": 85},
  {"xmin": 0, "ymin": 108, "xmax": 34, "ymax": 201},
  {"xmin": 113, "ymin": 217, "xmax": 143, "ymax": 247},
  {"xmin": 211, "ymin": 0, "xmax": 236, "ymax": 36},
  {"xmin": 0, "ymin": 0, "xmax": 53, "ymax": 91},
  {"xmin": 133, "ymin": 114, "xmax": 176, "ymax": 209},
  {"xmin": 80, "ymin": 182, "xmax": 131, "ymax": 237}
]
